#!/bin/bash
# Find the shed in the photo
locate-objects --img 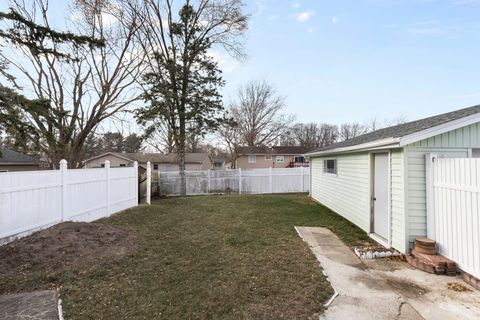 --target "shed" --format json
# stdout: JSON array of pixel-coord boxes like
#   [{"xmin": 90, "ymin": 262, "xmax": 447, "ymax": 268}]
[{"xmin": 306, "ymin": 105, "xmax": 480, "ymax": 252}]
